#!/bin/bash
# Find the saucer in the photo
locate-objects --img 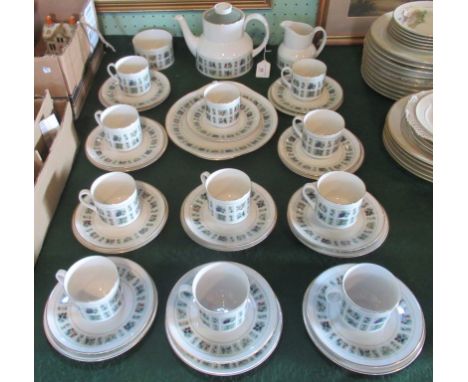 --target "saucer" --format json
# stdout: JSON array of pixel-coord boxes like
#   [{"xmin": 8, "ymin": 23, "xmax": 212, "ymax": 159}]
[
  {"xmin": 72, "ymin": 181, "xmax": 168, "ymax": 254},
  {"xmin": 85, "ymin": 117, "xmax": 168, "ymax": 172},
  {"xmin": 278, "ymin": 127, "xmax": 365, "ymax": 179},
  {"xmin": 166, "ymin": 82, "xmax": 278, "ymax": 160},
  {"xmin": 165, "ymin": 262, "xmax": 283, "ymax": 376},
  {"xmin": 98, "ymin": 70, "xmax": 171, "ymax": 112},
  {"xmin": 287, "ymin": 186, "xmax": 389, "ymax": 257},
  {"xmin": 303, "ymin": 264, "xmax": 425, "ymax": 375},
  {"xmin": 180, "ymin": 182, "xmax": 277, "ymax": 252},
  {"xmin": 43, "ymin": 257, "xmax": 158, "ymax": 362},
  {"xmin": 268, "ymin": 76, "xmax": 344, "ymax": 116},
  {"xmin": 186, "ymin": 97, "xmax": 261, "ymax": 142}
]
